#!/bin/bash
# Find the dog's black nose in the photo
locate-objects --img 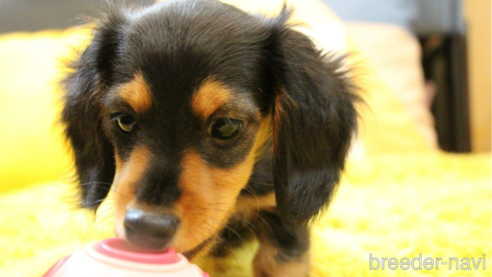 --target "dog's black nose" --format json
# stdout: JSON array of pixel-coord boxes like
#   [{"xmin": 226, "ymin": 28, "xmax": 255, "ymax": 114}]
[{"xmin": 124, "ymin": 209, "xmax": 179, "ymax": 249}]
